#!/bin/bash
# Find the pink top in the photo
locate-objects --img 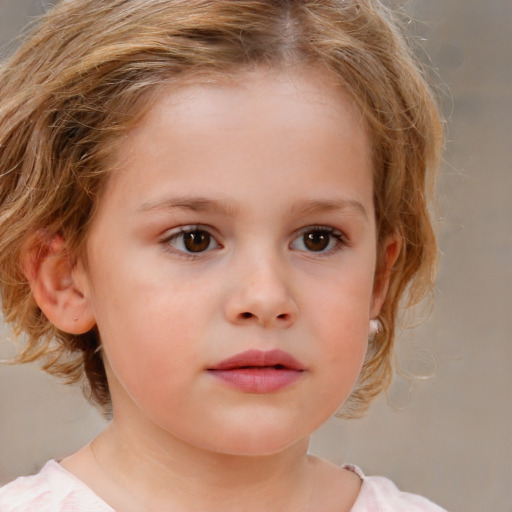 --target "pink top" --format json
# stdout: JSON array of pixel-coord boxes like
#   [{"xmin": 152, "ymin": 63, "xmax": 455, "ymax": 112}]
[{"xmin": 0, "ymin": 460, "xmax": 447, "ymax": 511}]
